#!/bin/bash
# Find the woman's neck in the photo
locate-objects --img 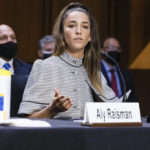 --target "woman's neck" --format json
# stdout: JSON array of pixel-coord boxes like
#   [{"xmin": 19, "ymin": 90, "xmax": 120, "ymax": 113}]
[{"xmin": 65, "ymin": 49, "xmax": 84, "ymax": 58}]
